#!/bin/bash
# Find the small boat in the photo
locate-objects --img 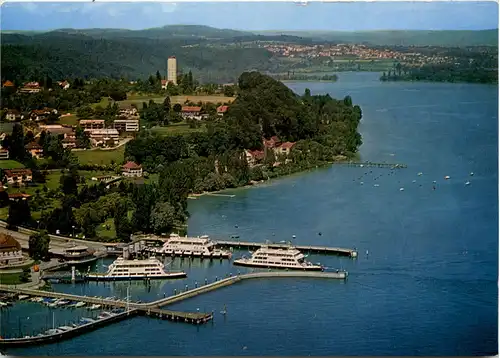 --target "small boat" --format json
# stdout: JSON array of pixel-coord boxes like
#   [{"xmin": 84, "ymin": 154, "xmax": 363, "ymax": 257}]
[
  {"xmin": 400, "ymin": 188, "xmax": 404, "ymax": 191},
  {"xmin": 58, "ymin": 326, "xmax": 73, "ymax": 331},
  {"xmin": 89, "ymin": 304, "xmax": 101, "ymax": 310},
  {"xmin": 18, "ymin": 295, "xmax": 30, "ymax": 300},
  {"xmin": 0, "ymin": 302, "xmax": 8, "ymax": 308},
  {"xmin": 374, "ymin": 184, "xmax": 380, "ymax": 187},
  {"xmin": 45, "ymin": 329, "xmax": 64, "ymax": 335},
  {"xmin": 465, "ymin": 181, "xmax": 471, "ymax": 186},
  {"xmin": 79, "ymin": 317, "xmax": 95, "ymax": 324},
  {"xmin": 48, "ymin": 303, "xmax": 58, "ymax": 308},
  {"xmin": 73, "ymin": 302, "xmax": 86, "ymax": 308},
  {"xmin": 444, "ymin": 175, "xmax": 450, "ymax": 180},
  {"xmin": 30, "ymin": 297, "xmax": 44, "ymax": 303},
  {"xmin": 56, "ymin": 300, "xmax": 70, "ymax": 306},
  {"xmin": 417, "ymin": 172, "xmax": 423, "ymax": 176},
  {"xmin": 470, "ymin": 172, "xmax": 474, "ymax": 176}
]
